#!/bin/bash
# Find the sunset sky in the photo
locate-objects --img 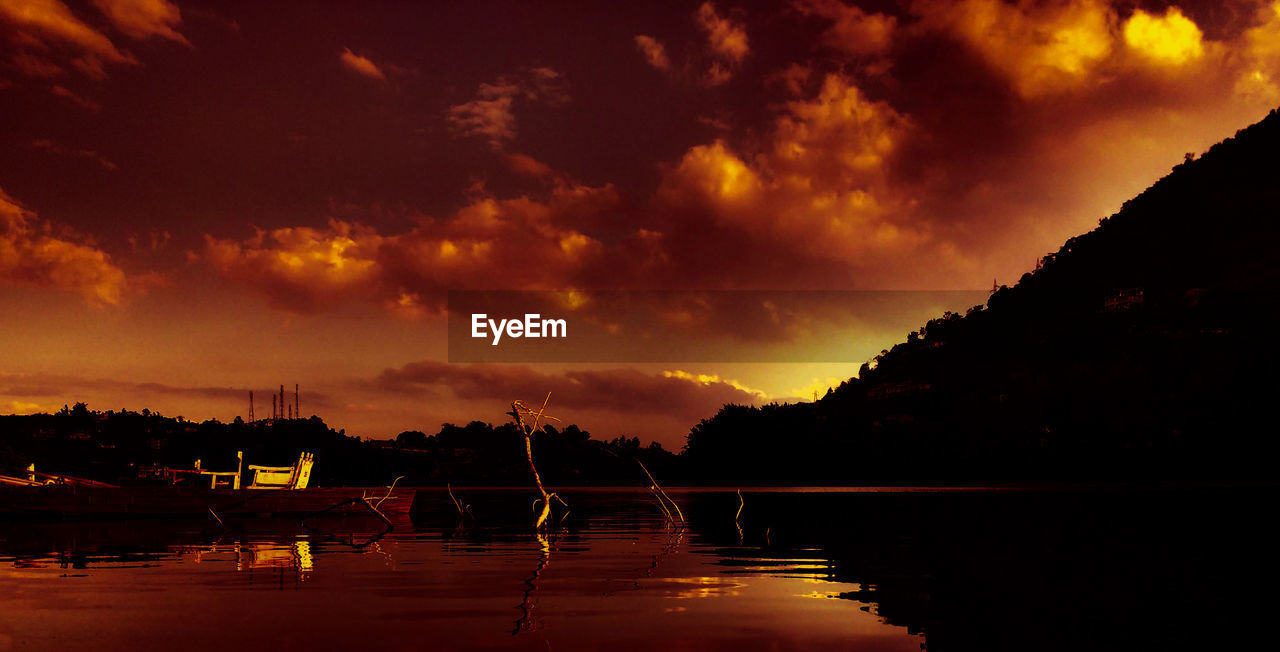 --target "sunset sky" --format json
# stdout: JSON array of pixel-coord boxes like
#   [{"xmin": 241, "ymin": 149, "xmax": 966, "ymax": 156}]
[{"xmin": 3, "ymin": 0, "xmax": 1279, "ymax": 446}]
